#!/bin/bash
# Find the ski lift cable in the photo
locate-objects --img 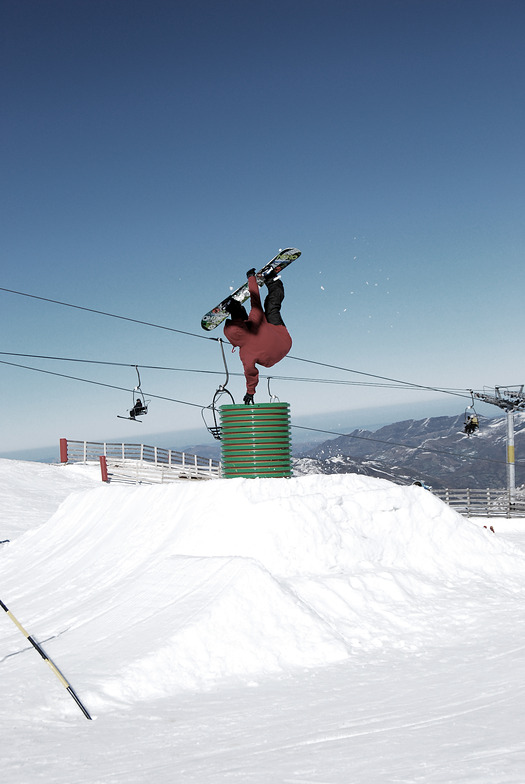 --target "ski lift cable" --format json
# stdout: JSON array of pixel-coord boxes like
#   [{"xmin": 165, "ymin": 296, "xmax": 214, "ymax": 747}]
[
  {"xmin": 0, "ymin": 286, "xmax": 219, "ymax": 343},
  {"xmin": 0, "ymin": 288, "xmax": 476, "ymax": 399},
  {"xmin": 0, "ymin": 352, "xmax": 473, "ymax": 395},
  {"xmin": 290, "ymin": 424, "xmax": 508, "ymax": 467},
  {"xmin": 286, "ymin": 355, "xmax": 471, "ymax": 400},
  {"xmin": 0, "ymin": 352, "xmax": 475, "ymax": 397},
  {"xmin": 0, "ymin": 358, "xmax": 511, "ymax": 466},
  {"xmin": 0, "ymin": 359, "xmax": 206, "ymax": 410}
]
